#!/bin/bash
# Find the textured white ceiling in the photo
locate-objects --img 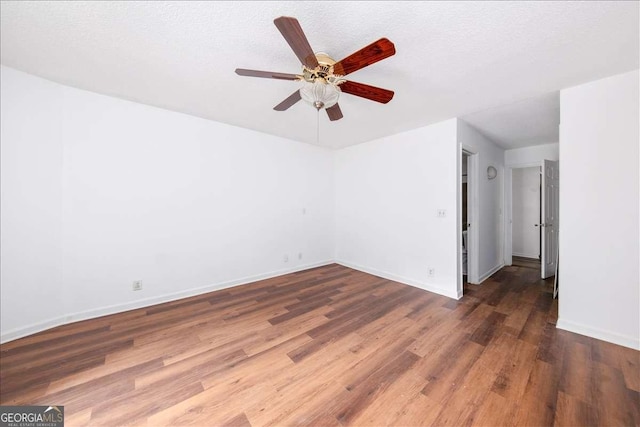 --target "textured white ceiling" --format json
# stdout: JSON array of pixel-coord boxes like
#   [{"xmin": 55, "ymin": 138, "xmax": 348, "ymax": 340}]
[
  {"xmin": 1, "ymin": 1, "xmax": 638, "ymax": 149},
  {"xmin": 461, "ymin": 92, "xmax": 560, "ymax": 150}
]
